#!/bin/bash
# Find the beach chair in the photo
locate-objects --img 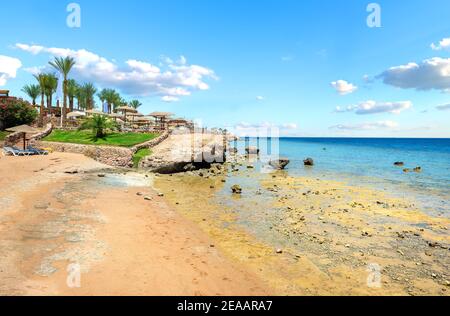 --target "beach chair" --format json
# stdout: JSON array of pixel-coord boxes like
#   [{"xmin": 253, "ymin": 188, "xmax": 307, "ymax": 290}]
[
  {"xmin": 2, "ymin": 146, "xmax": 27, "ymax": 156},
  {"xmin": 27, "ymin": 145, "xmax": 49, "ymax": 155},
  {"xmin": 11, "ymin": 146, "xmax": 35, "ymax": 156}
]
